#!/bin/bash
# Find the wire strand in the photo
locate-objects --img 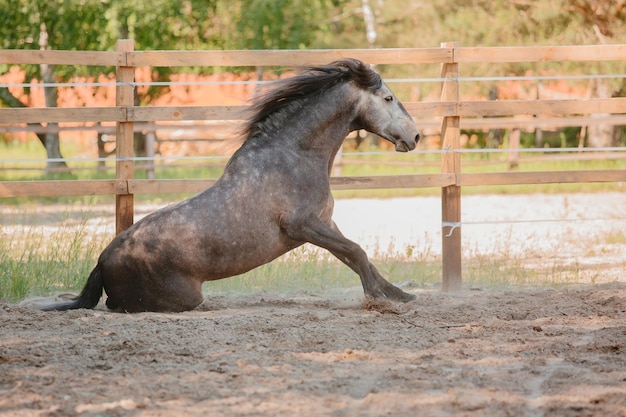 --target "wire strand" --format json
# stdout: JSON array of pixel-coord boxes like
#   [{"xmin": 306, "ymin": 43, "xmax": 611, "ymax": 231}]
[
  {"xmin": 2, "ymin": 73, "xmax": 626, "ymax": 89},
  {"xmin": 2, "ymin": 146, "xmax": 626, "ymax": 164}
]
